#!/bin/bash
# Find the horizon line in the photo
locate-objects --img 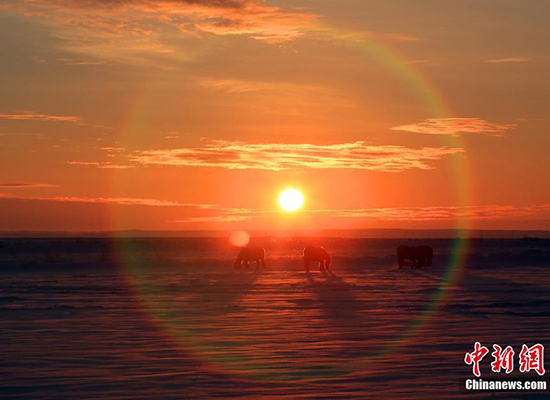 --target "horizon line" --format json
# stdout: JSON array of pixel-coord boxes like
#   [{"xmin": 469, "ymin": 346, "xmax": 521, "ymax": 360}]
[{"xmin": 1, "ymin": 228, "xmax": 549, "ymax": 240}]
